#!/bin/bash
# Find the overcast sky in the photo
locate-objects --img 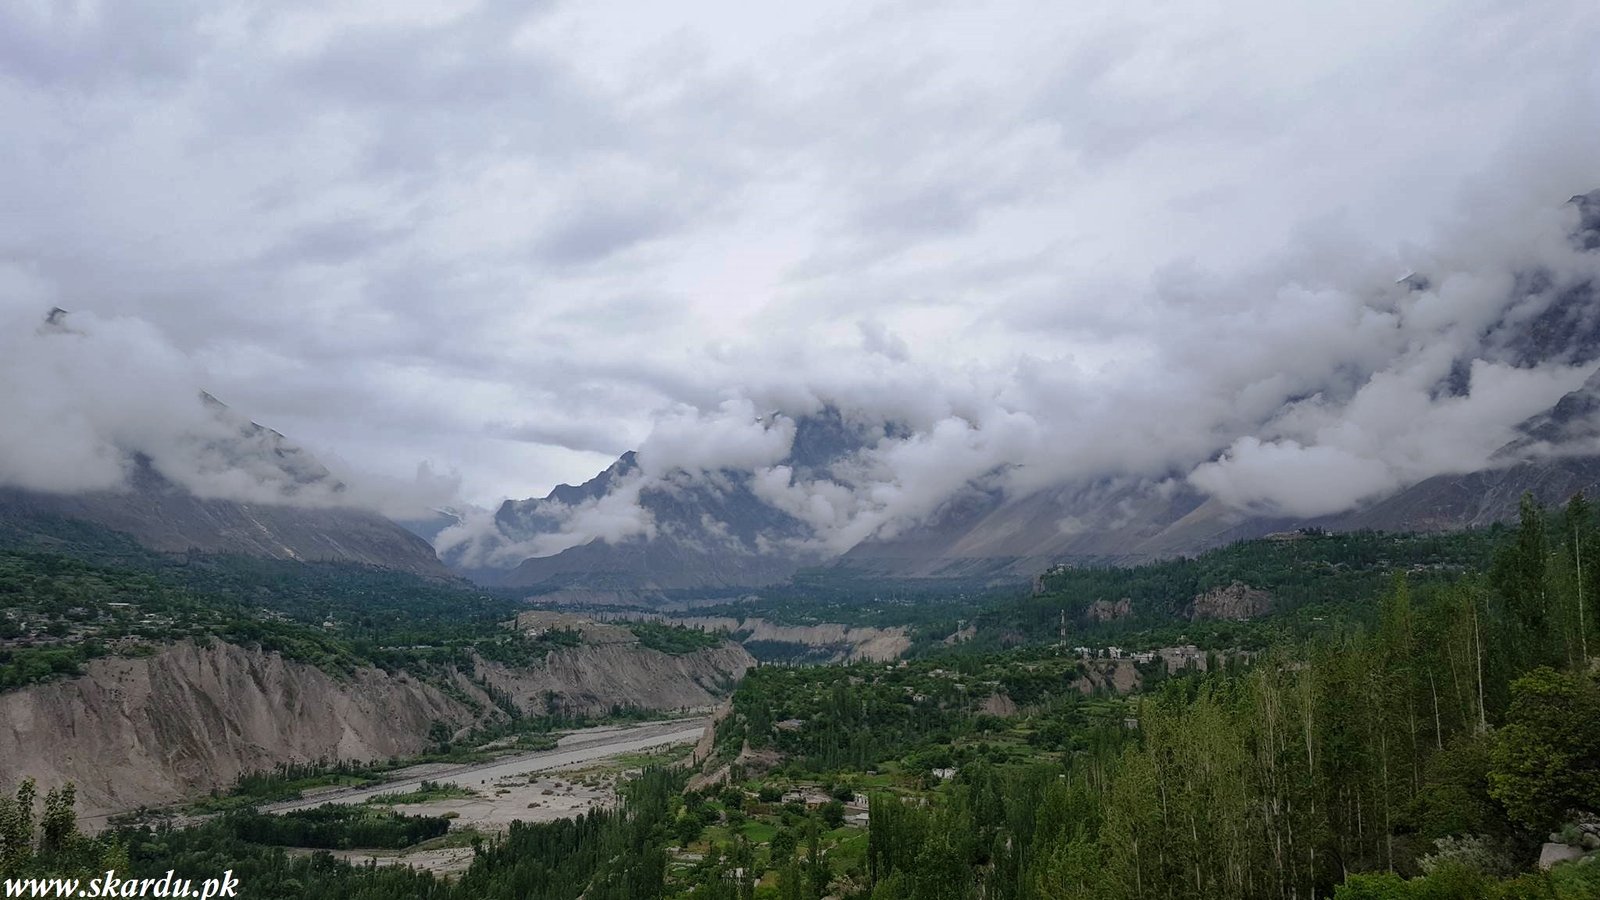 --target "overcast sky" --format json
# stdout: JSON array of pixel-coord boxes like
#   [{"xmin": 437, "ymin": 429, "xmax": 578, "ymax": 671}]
[{"xmin": 2, "ymin": 0, "xmax": 1599, "ymax": 522}]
